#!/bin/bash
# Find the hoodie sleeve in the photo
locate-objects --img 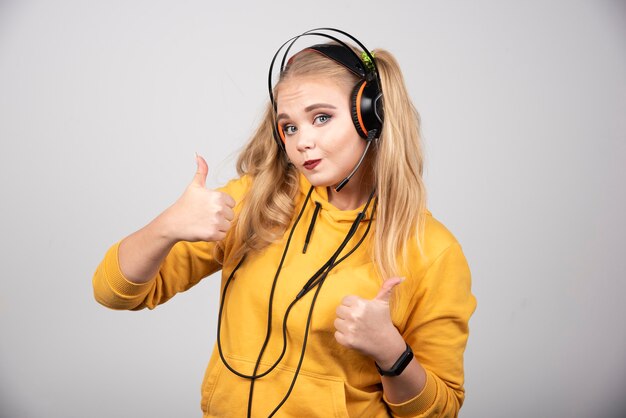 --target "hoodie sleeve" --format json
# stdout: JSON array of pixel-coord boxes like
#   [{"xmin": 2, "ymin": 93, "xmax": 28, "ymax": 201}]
[
  {"xmin": 385, "ymin": 242, "xmax": 477, "ymax": 417},
  {"xmin": 92, "ymin": 240, "xmax": 221, "ymax": 310},
  {"xmin": 92, "ymin": 176, "xmax": 250, "ymax": 311}
]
